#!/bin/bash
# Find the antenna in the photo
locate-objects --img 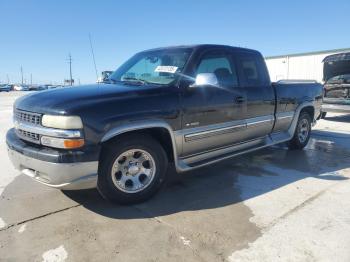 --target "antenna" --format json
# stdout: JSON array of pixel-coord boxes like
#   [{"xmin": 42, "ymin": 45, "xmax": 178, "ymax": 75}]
[{"xmin": 89, "ymin": 34, "xmax": 99, "ymax": 83}]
